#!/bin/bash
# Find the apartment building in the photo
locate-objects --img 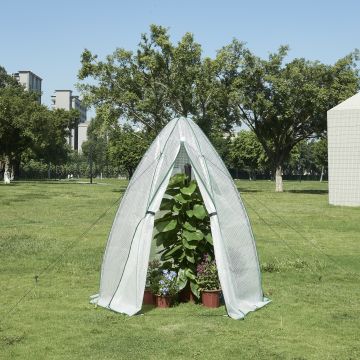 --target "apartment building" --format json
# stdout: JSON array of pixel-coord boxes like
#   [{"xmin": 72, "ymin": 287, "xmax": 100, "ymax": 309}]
[
  {"xmin": 13, "ymin": 70, "xmax": 42, "ymax": 103},
  {"xmin": 51, "ymin": 90, "xmax": 87, "ymax": 151}
]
